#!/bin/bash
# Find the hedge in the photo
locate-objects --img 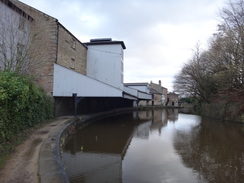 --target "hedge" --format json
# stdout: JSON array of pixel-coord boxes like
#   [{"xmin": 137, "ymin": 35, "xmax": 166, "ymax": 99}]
[{"xmin": 0, "ymin": 72, "xmax": 54, "ymax": 143}]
